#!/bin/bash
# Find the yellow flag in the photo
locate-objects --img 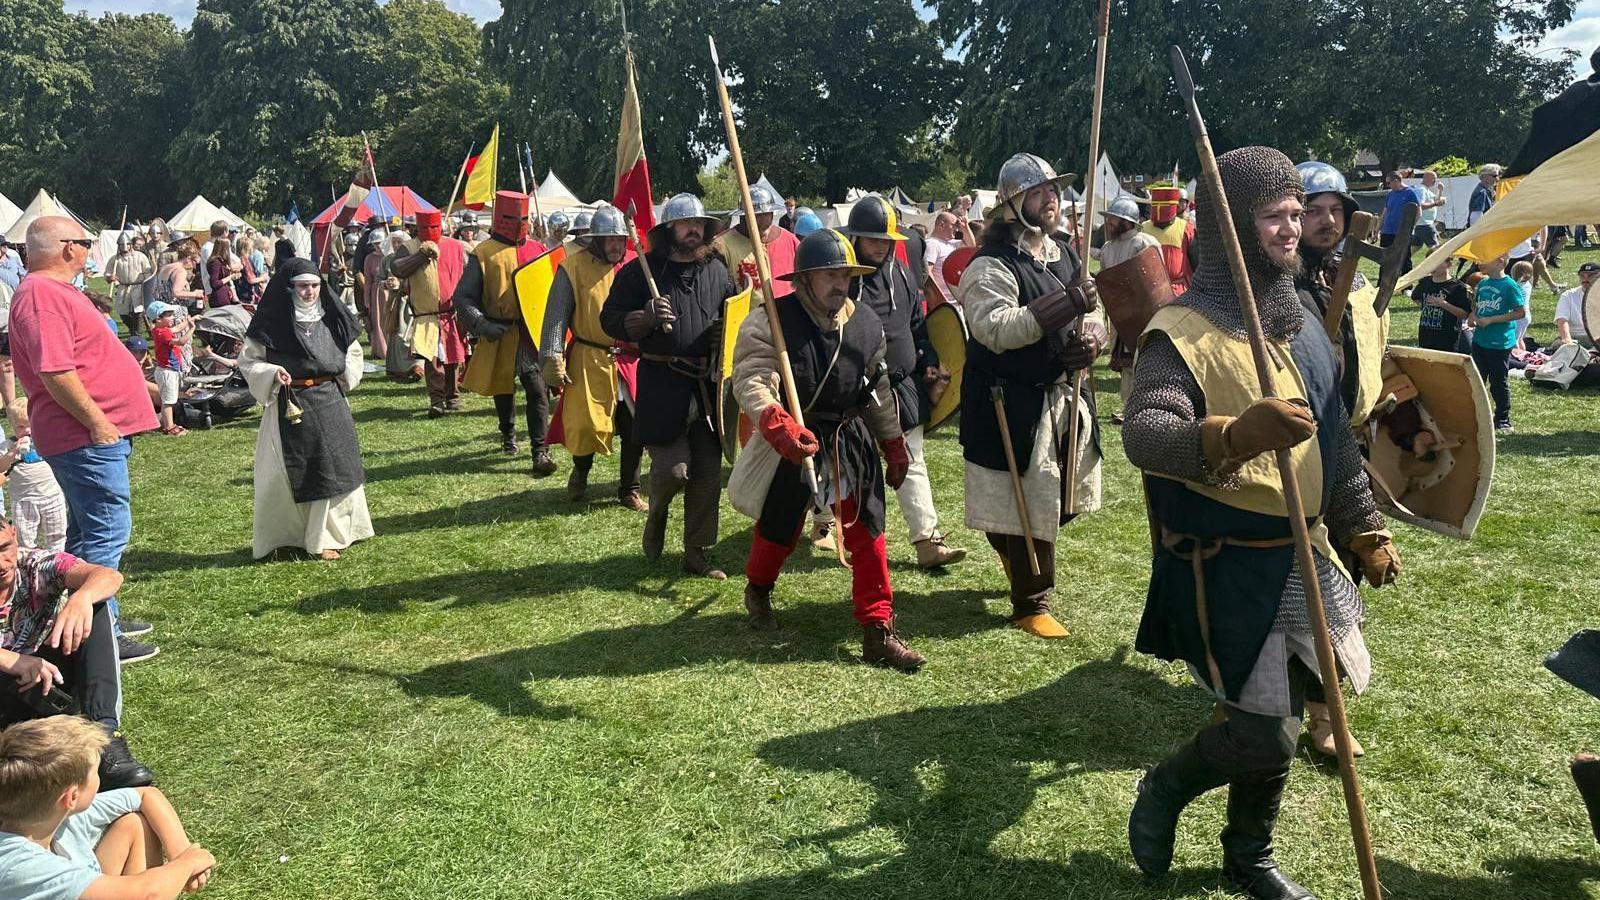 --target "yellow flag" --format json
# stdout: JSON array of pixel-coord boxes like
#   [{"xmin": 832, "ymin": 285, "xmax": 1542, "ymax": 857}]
[
  {"xmin": 463, "ymin": 123, "xmax": 499, "ymax": 207},
  {"xmin": 721, "ymin": 286, "xmax": 753, "ymax": 379}
]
